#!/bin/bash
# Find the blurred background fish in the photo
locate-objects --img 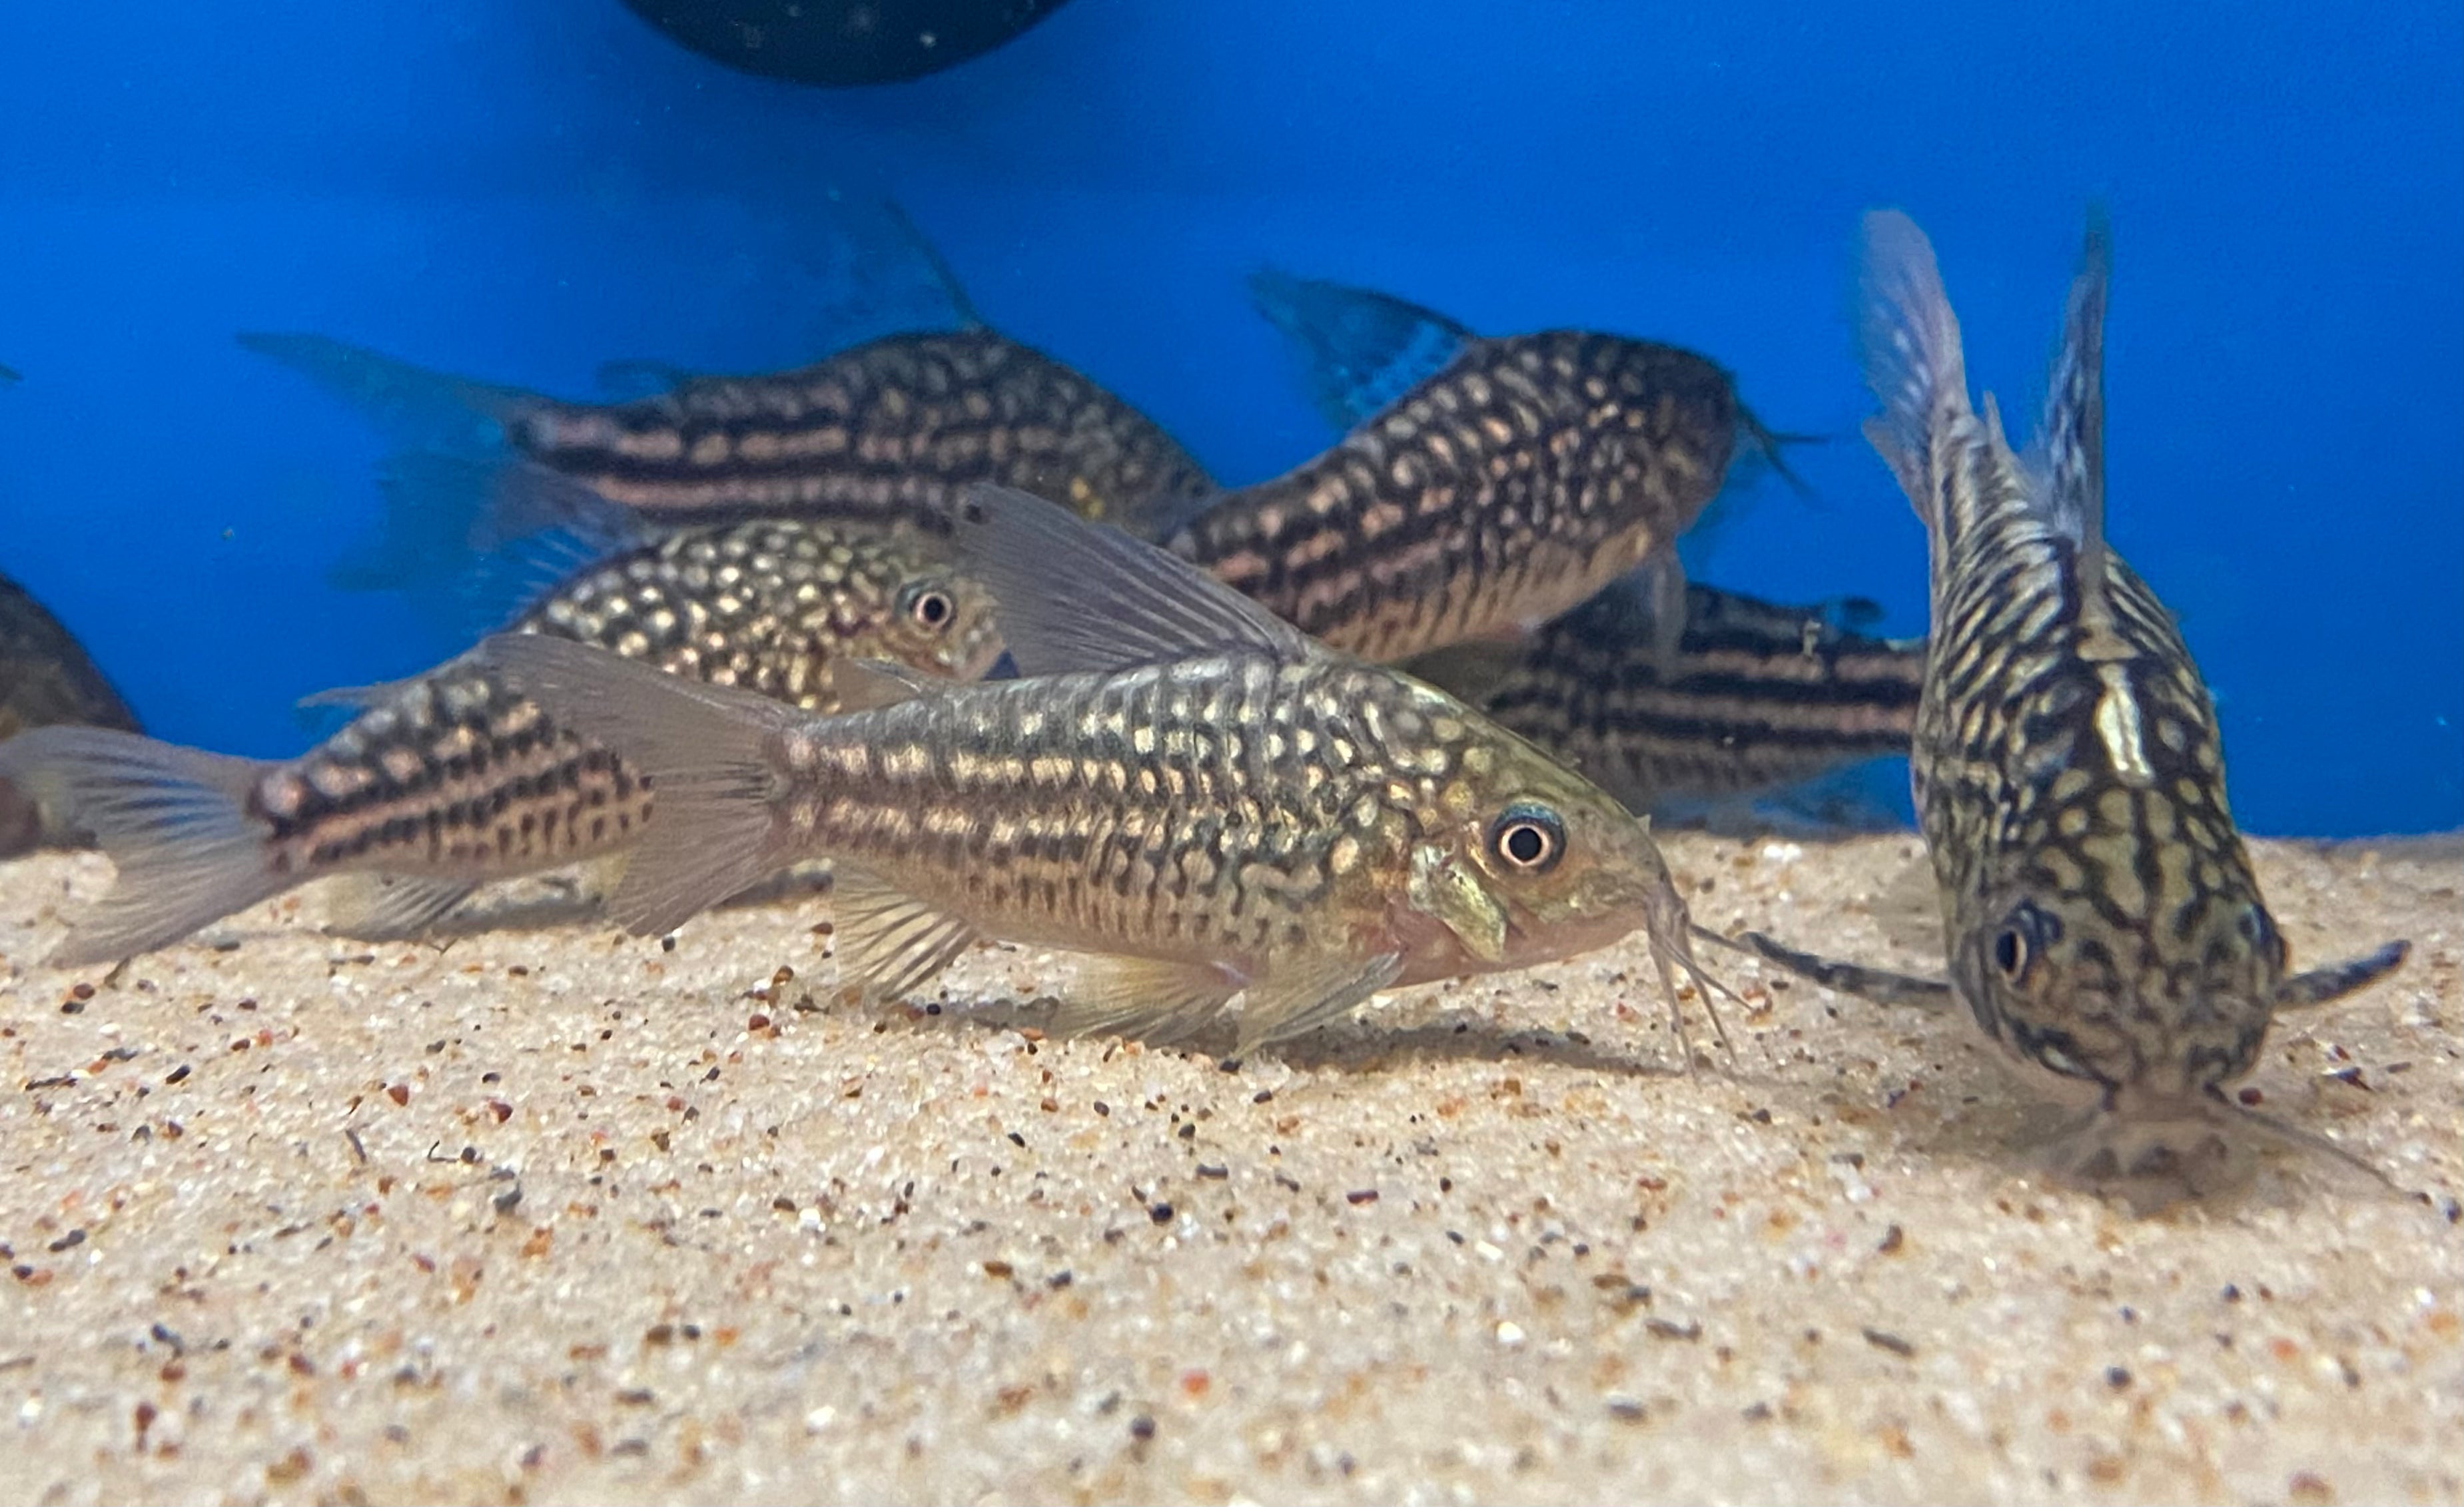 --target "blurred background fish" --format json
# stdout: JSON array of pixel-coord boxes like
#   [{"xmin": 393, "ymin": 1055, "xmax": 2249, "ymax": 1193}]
[
  {"xmin": 0, "ymin": 569, "xmax": 143, "ymax": 856},
  {"xmin": 241, "ymin": 209, "xmax": 1214, "ymax": 602},
  {"xmin": 1404, "ymin": 581, "xmax": 1922, "ymax": 823}
]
